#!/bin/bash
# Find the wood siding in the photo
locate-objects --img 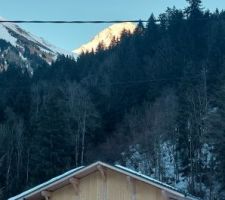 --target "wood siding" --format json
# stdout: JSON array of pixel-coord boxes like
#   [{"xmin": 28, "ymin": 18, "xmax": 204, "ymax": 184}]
[{"xmin": 50, "ymin": 169, "xmax": 166, "ymax": 200}]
